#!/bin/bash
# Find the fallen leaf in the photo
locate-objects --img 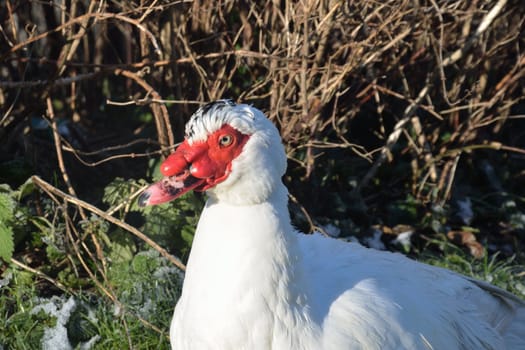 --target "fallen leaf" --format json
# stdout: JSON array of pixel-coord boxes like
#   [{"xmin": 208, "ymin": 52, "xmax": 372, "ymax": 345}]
[{"xmin": 447, "ymin": 230, "xmax": 485, "ymax": 258}]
